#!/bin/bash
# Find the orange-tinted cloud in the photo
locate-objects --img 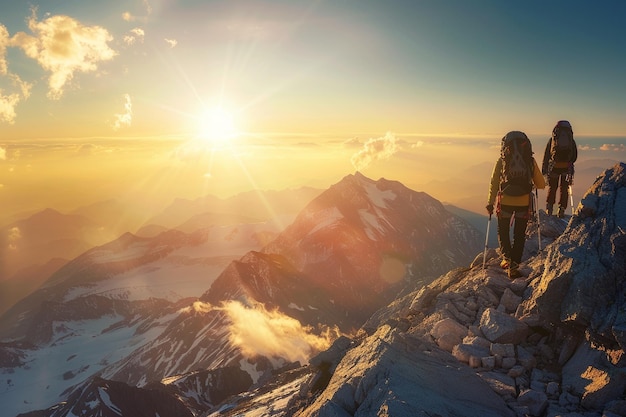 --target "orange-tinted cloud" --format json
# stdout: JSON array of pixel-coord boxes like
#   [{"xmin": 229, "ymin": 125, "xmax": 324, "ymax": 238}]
[
  {"xmin": 350, "ymin": 131, "xmax": 399, "ymax": 171},
  {"xmin": 10, "ymin": 9, "xmax": 117, "ymax": 99},
  {"xmin": 222, "ymin": 301, "xmax": 335, "ymax": 365},
  {"xmin": 0, "ymin": 90, "xmax": 20, "ymax": 124}
]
